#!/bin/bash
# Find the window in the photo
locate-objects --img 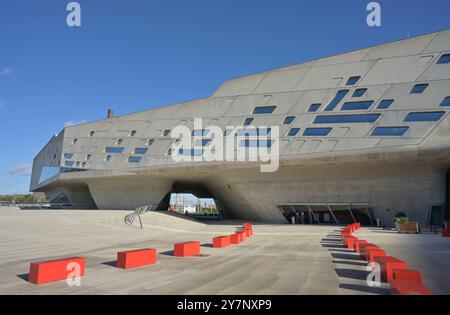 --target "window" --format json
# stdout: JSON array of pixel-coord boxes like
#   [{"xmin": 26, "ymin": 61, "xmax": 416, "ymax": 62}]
[
  {"xmin": 82, "ymin": 162, "xmax": 86, "ymax": 167},
  {"xmin": 128, "ymin": 156, "xmax": 142, "ymax": 163},
  {"xmin": 116, "ymin": 139, "xmax": 123, "ymax": 145},
  {"xmin": 163, "ymin": 130, "xmax": 171, "ymax": 137},
  {"xmin": 314, "ymin": 114, "xmax": 381, "ymax": 124},
  {"xmin": 325, "ymin": 90, "xmax": 349, "ymax": 111},
  {"xmin": 72, "ymin": 139, "xmax": 78, "ymax": 144},
  {"xmin": 283, "ymin": 116, "xmax": 296, "ymax": 125},
  {"xmin": 352, "ymin": 88, "xmax": 367, "ymax": 98},
  {"xmin": 252, "ymin": 106, "xmax": 276, "ymax": 114},
  {"xmin": 239, "ymin": 140, "xmax": 274, "ymax": 148},
  {"xmin": 89, "ymin": 131, "xmax": 95, "ymax": 137},
  {"xmin": 346, "ymin": 76, "xmax": 361, "ymax": 86},
  {"xmin": 404, "ymin": 111, "xmax": 445, "ymax": 122},
  {"xmin": 192, "ymin": 129, "xmax": 210, "ymax": 137},
  {"xmin": 133, "ymin": 148, "xmax": 148, "ymax": 154},
  {"xmin": 76, "ymin": 161, "xmax": 81, "ymax": 167},
  {"xmin": 287, "ymin": 128, "xmax": 301, "ymax": 137},
  {"xmin": 410, "ymin": 84, "xmax": 429, "ymax": 94},
  {"xmin": 371, "ymin": 127, "xmax": 409, "ymax": 136},
  {"xmin": 178, "ymin": 149, "xmax": 203, "ymax": 156},
  {"xmin": 147, "ymin": 139, "xmax": 155, "ymax": 146},
  {"xmin": 437, "ymin": 54, "xmax": 450, "ymax": 64},
  {"xmin": 64, "ymin": 153, "xmax": 73, "ymax": 159},
  {"xmin": 86, "ymin": 154, "xmax": 91, "ymax": 160},
  {"xmin": 243, "ymin": 118, "xmax": 254, "ymax": 126},
  {"xmin": 105, "ymin": 147, "xmax": 124, "ymax": 154},
  {"xmin": 167, "ymin": 149, "xmax": 172, "ymax": 156},
  {"xmin": 341, "ymin": 101, "xmax": 374, "ymax": 111},
  {"xmin": 377, "ymin": 99, "xmax": 394, "ymax": 109},
  {"xmin": 194, "ymin": 139, "xmax": 213, "ymax": 147},
  {"xmin": 105, "ymin": 155, "xmax": 112, "ymax": 162},
  {"xmin": 308, "ymin": 103, "xmax": 321, "ymax": 112},
  {"xmin": 53, "ymin": 154, "xmax": 57, "ymax": 159},
  {"xmin": 440, "ymin": 97, "xmax": 450, "ymax": 107},
  {"xmin": 236, "ymin": 128, "xmax": 271, "ymax": 137},
  {"xmin": 130, "ymin": 130, "xmax": 137, "ymax": 137},
  {"xmin": 303, "ymin": 128, "xmax": 332, "ymax": 136},
  {"xmin": 64, "ymin": 161, "xmax": 74, "ymax": 167}
]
